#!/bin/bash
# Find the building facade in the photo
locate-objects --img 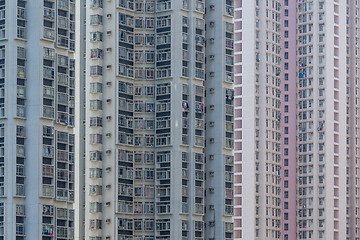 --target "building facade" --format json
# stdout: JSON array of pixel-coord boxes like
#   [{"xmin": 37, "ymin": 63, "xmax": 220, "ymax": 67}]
[
  {"xmin": 236, "ymin": 0, "xmax": 360, "ymax": 240},
  {"xmin": 84, "ymin": 0, "xmax": 234, "ymax": 240},
  {"xmin": 235, "ymin": 0, "xmax": 282, "ymax": 239},
  {"xmin": 0, "ymin": 0, "xmax": 76, "ymax": 239}
]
